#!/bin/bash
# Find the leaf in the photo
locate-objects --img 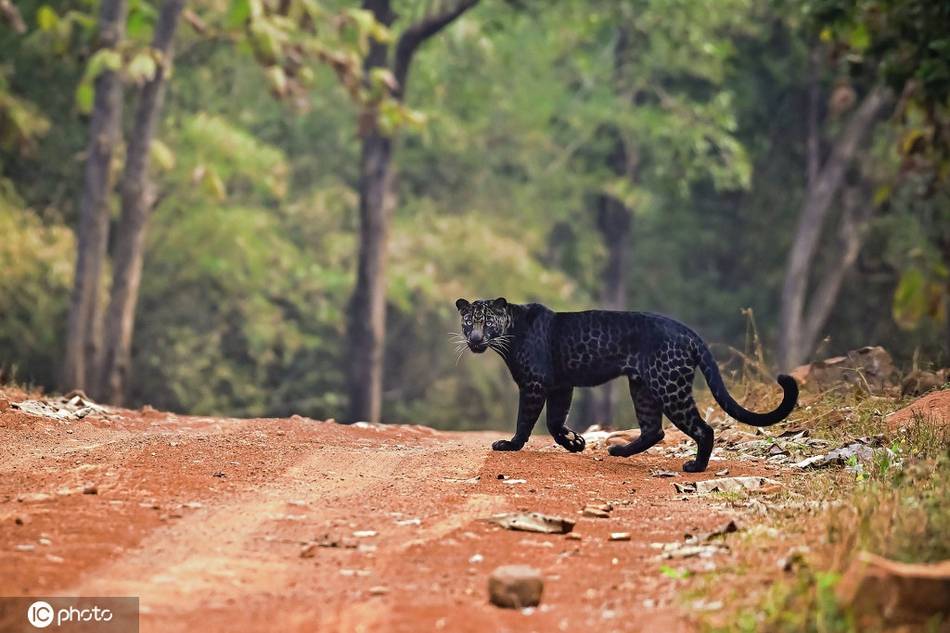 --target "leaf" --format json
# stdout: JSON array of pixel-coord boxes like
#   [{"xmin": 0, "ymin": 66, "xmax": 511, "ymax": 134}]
[
  {"xmin": 660, "ymin": 565, "xmax": 691, "ymax": 579},
  {"xmin": 127, "ymin": 50, "xmax": 159, "ymax": 84},
  {"xmin": 228, "ymin": 0, "xmax": 262, "ymax": 28},
  {"xmin": 36, "ymin": 5, "xmax": 58, "ymax": 31},
  {"xmin": 149, "ymin": 139, "xmax": 175, "ymax": 171},
  {"xmin": 85, "ymin": 48, "xmax": 123, "ymax": 79},
  {"xmin": 202, "ymin": 166, "xmax": 227, "ymax": 200},
  {"xmin": 264, "ymin": 66, "xmax": 287, "ymax": 97},
  {"xmin": 892, "ymin": 268, "xmax": 929, "ymax": 329},
  {"xmin": 74, "ymin": 82, "xmax": 94, "ymax": 114}
]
